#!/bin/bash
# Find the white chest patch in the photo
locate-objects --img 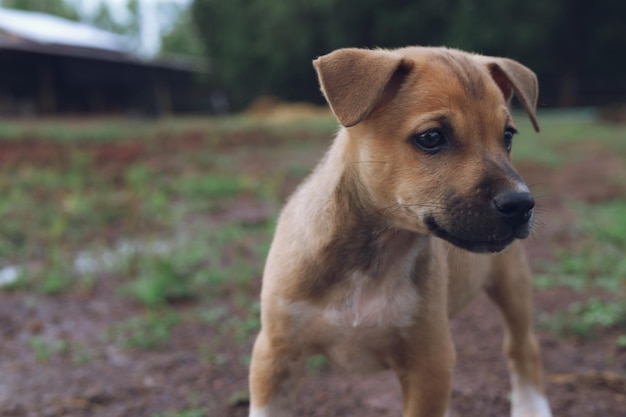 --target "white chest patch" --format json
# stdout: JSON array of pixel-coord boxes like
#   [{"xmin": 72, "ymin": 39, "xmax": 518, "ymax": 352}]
[
  {"xmin": 323, "ymin": 270, "xmax": 419, "ymax": 329},
  {"xmin": 314, "ymin": 269, "xmax": 420, "ymax": 373},
  {"xmin": 281, "ymin": 234, "xmax": 426, "ymax": 373}
]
